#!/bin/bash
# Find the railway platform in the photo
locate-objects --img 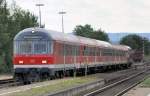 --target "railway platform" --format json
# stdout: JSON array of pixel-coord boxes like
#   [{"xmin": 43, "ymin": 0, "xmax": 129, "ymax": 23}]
[
  {"xmin": 123, "ymin": 85, "xmax": 150, "ymax": 96},
  {"xmin": 0, "ymin": 76, "xmax": 100, "ymax": 96},
  {"xmin": 0, "ymin": 74, "xmax": 12, "ymax": 80}
]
